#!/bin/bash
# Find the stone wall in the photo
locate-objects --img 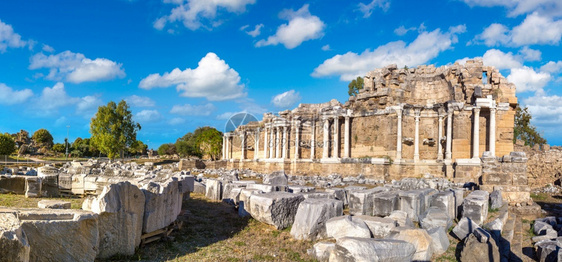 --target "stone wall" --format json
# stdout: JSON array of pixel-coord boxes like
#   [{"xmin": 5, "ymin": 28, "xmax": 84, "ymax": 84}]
[{"xmin": 515, "ymin": 144, "xmax": 562, "ymax": 188}]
